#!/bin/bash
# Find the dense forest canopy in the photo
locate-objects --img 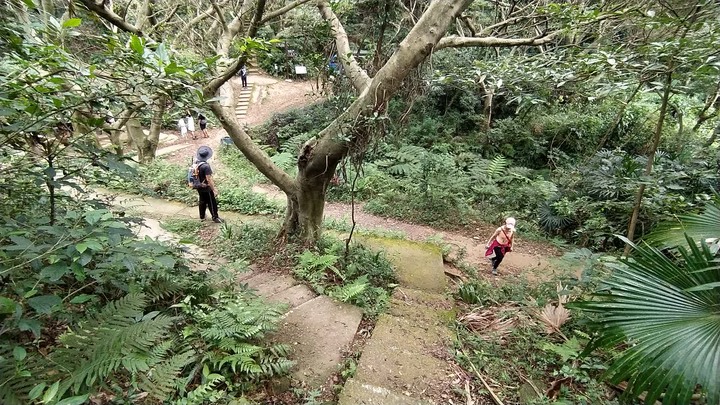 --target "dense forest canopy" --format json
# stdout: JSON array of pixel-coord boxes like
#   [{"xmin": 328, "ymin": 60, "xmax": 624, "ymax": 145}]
[{"xmin": 1, "ymin": 0, "xmax": 719, "ymax": 404}]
